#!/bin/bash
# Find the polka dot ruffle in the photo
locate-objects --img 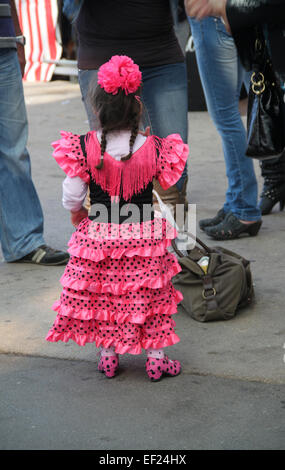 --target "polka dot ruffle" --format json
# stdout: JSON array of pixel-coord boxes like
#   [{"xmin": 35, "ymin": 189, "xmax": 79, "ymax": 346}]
[
  {"xmin": 46, "ymin": 217, "xmax": 183, "ymax": 354},
  {"xmin": 67, "ymin": 217, "xmax": 178, "ymax": 262}
]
